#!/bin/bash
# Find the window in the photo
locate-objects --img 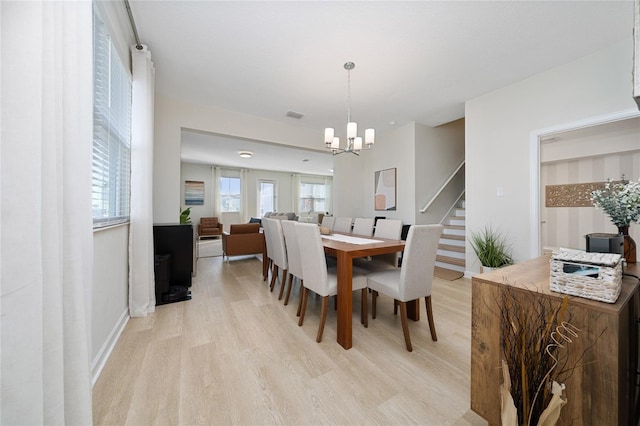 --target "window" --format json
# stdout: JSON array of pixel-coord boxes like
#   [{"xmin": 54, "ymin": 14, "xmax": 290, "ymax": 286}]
[
  {"xmin": 219, "ymin": 176, "xmax": 241, "ymax": 212},
  {"xmin": 257, "ymin": 180, "xmax": 276, "ymax": 216},
  {"xmin": 92, "ymin": 11, "xmax": 132, "ymax": 228},
  {"xmin": 299, "ymin": 182, "xmax": 327, "ymax": 213}
]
